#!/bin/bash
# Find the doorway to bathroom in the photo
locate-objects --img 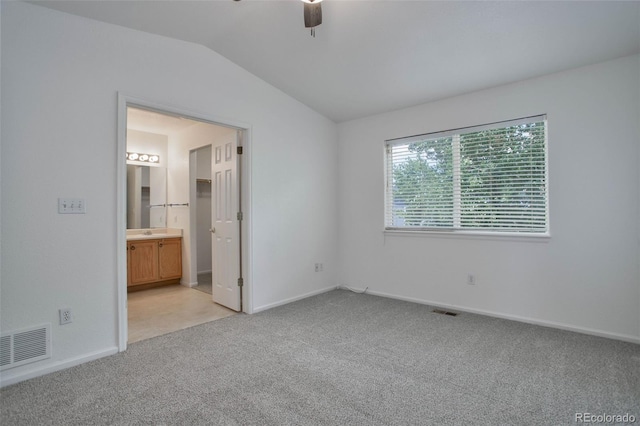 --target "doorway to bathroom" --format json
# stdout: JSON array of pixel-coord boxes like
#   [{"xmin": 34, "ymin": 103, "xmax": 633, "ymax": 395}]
[{"xmin": 117, "ymin": 95, "xmax": 251, "ymax": 350}]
